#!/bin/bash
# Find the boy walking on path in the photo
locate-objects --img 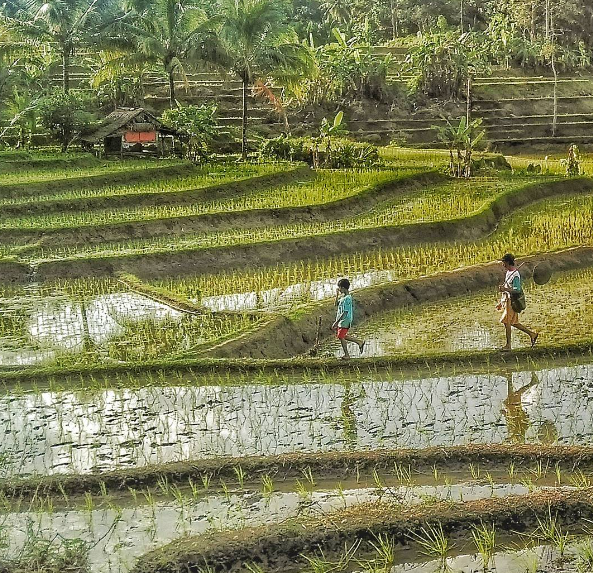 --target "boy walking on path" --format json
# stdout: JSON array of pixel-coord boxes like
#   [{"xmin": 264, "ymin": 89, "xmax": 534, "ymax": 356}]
[
  {"xmin": 333, "ymin": 278, "xmax": 365, "ymax": 359},
  {"xmin": 497, "ymin": 253, "xmax": 539, "ymax": 351}
]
